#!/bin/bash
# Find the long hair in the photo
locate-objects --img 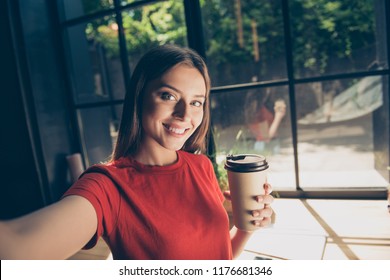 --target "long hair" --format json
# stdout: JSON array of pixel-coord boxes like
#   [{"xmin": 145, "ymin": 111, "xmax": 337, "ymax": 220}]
[{"xmin": 111, "ymin": 44, "xmax": 211, "ymax": 161}]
